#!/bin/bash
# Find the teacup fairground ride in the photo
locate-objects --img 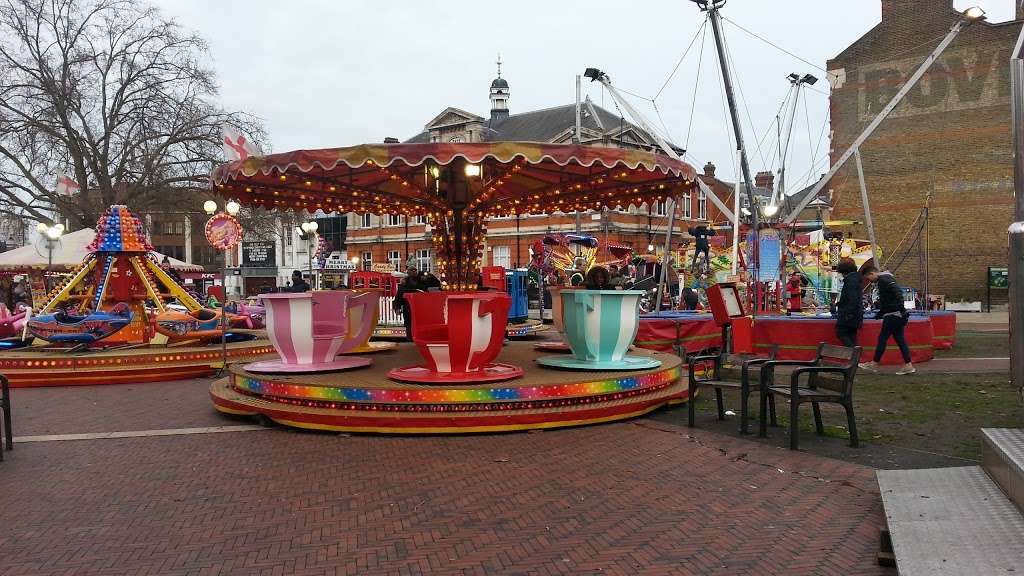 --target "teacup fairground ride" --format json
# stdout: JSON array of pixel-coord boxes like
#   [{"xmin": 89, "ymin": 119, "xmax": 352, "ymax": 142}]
[
  {"xmin": 537, "ymin": 290, "xmax": 661, "ymax": 370},
  {"xmin": 245, "ymin": 290, "xmax": 375, "ymax": 373},
  {"xmin": 209, "ymin": 142, "xmax": 697, "ymax": 432}
]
